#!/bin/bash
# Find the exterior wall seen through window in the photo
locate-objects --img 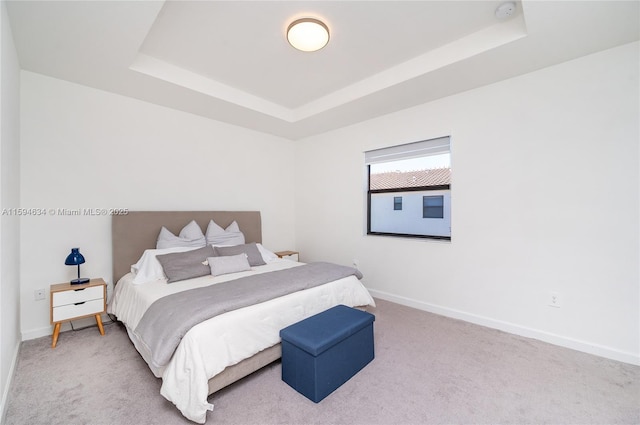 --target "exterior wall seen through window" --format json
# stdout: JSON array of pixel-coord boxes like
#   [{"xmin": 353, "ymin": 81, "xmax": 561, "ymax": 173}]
[{"xmin": 370, "ymin": 190, "xmax": 451, "ymax": 238}]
